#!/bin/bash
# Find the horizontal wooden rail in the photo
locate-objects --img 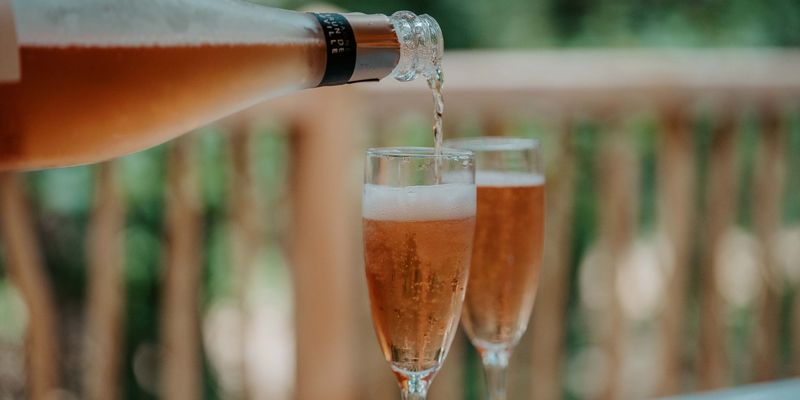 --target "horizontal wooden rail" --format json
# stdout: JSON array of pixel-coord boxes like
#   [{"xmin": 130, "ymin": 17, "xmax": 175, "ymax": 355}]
[
  {"xmin": 378, "ymin": 50, "xmax": 800, "ymax": 121},
  {"xmin": 233, "ymin": 49, "xmax": 800, "ymax": 128}
]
